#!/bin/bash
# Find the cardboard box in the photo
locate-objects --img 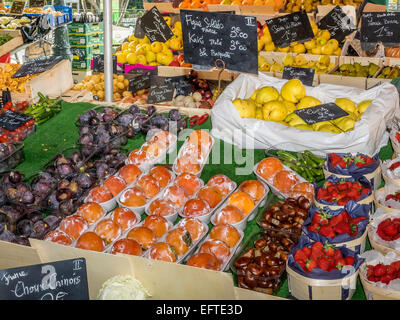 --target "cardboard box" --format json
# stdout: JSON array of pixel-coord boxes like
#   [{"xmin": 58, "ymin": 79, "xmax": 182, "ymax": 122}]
[
  {"xmin": 71, "ymin": 45, "xmax": 104, "ymax": 61},
  {"xmin": 69, "ymin": 33, "xmax": 104, "ymax": 46},
  {"xmin": 72, "ymin": 57, "xmax": 92, "ymax": 71},
  {"xmin": 68, "ymin": 22, "xmax": 104, "ymax": 35}
]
